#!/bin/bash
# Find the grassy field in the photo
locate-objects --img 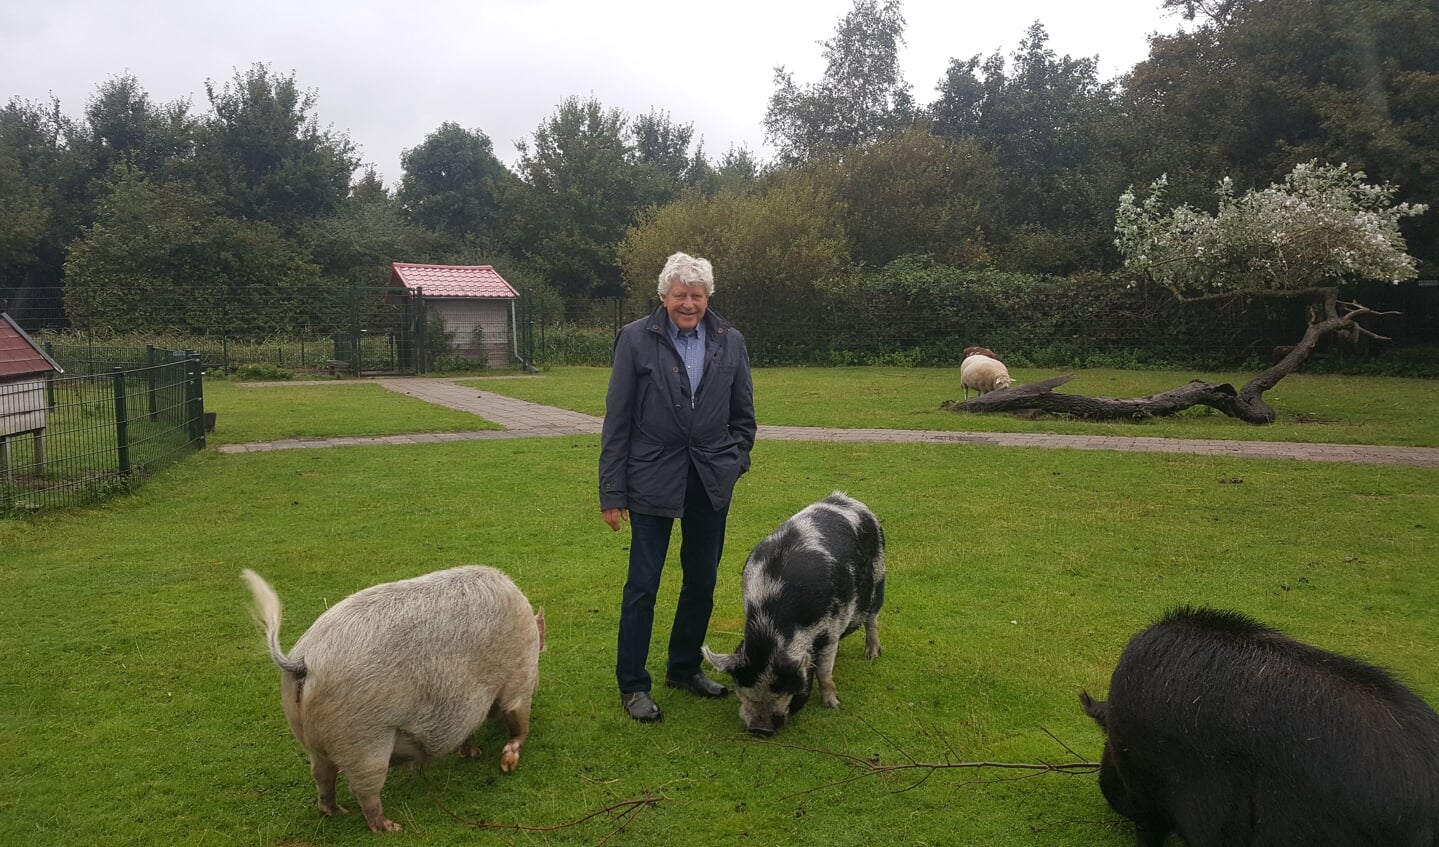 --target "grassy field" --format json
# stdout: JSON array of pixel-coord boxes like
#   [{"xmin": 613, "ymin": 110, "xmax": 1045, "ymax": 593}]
[
  {"xmin": 203, "ymin": 379, "xmax": 501, "ymax": 444},
  {"xmin": 3, "ymin": 371, "xmax": 1436, "ymax": 846},
  {"xmin": 461, "ymin": 366, "xmax": 1439, "ymax": 446}
]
